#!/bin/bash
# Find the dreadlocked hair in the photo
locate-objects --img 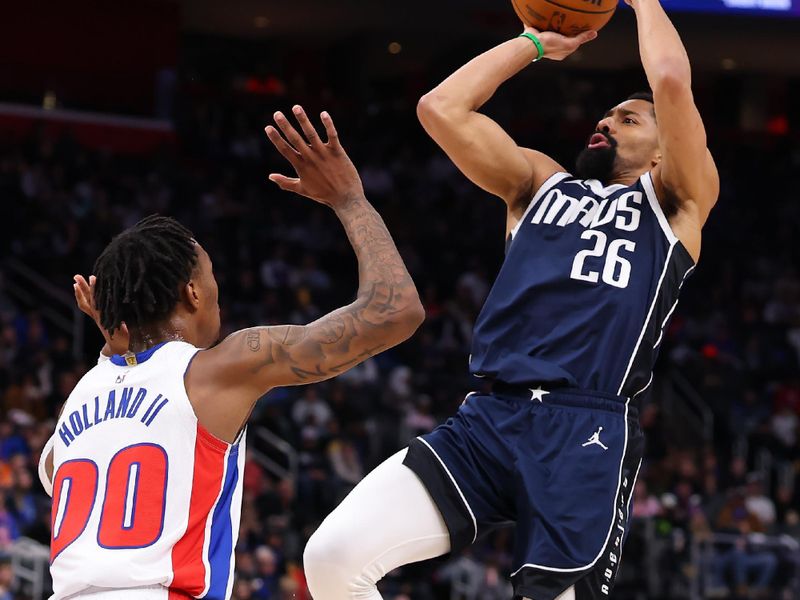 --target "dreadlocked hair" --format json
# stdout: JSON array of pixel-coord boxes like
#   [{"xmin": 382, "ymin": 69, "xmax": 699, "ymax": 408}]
[{"xmin": 93, "ymin": 215, "xmax": 198, "ymax": 334}]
